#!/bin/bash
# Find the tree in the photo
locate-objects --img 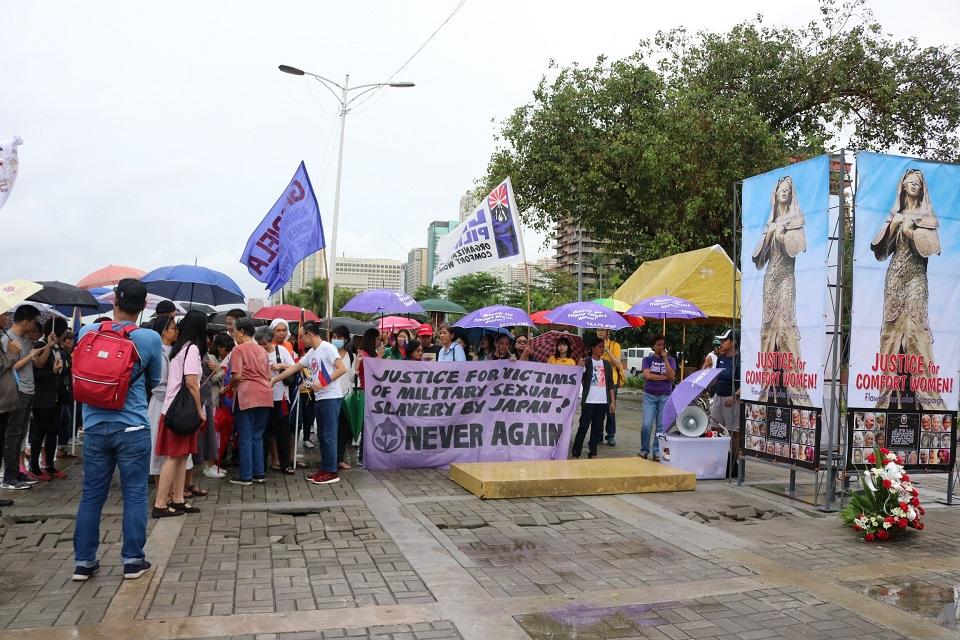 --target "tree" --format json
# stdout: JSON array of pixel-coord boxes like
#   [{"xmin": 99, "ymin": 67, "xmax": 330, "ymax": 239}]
[
  {"xmin": 412, "ymin": 284, "xmax": 443, "ymax": 301},
  {"xmin": 446, "ymin": 273, "xmax": 505, "ymax": 312},
  {"xmin": 483, "ymin": 0, "xmax": 960, "ymax": 264},
  {"xmin": 286, "ymin": 278, "xmax": 363, "ymax": 319}
]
